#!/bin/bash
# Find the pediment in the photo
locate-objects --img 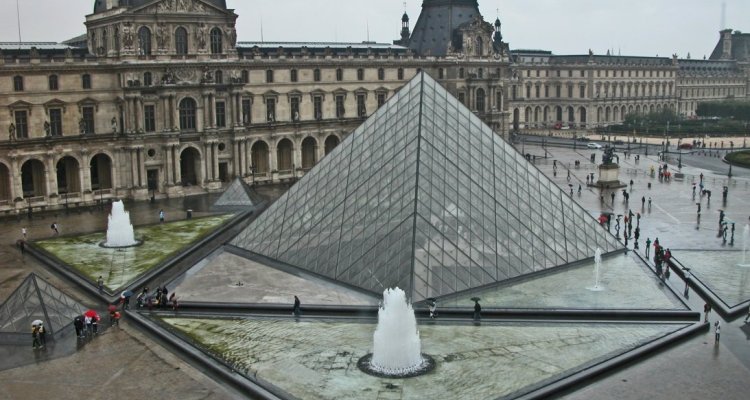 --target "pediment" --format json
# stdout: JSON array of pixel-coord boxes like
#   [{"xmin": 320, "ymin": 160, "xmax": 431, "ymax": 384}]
[
  {"xmin": 8, "ymin": 100, "xmax": 33, "ymax": 109},
  {"xmin": 44, "ymin": 98, "xmax": 67, "ymax": 108},
  {"xmin": 135, "ymin": 0, "xmax": 232, "ymax": 17}
]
